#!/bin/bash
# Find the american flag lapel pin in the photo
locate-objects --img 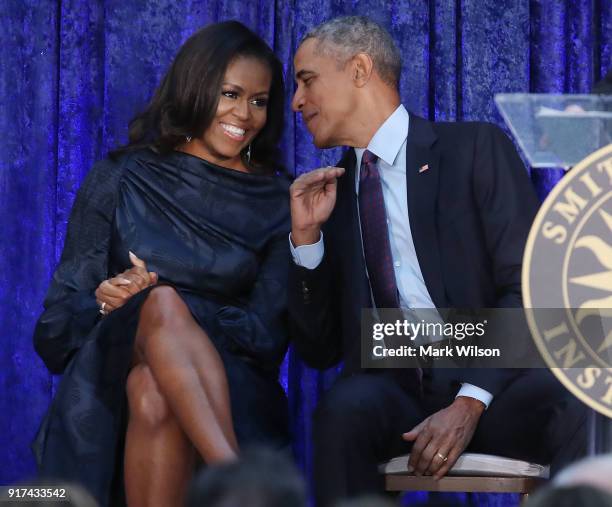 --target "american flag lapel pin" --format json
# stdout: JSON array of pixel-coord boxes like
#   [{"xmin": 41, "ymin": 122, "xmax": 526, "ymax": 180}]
[{"xmin": 419, "ymin": 164, "xmax": 429, "ymax": 173}]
